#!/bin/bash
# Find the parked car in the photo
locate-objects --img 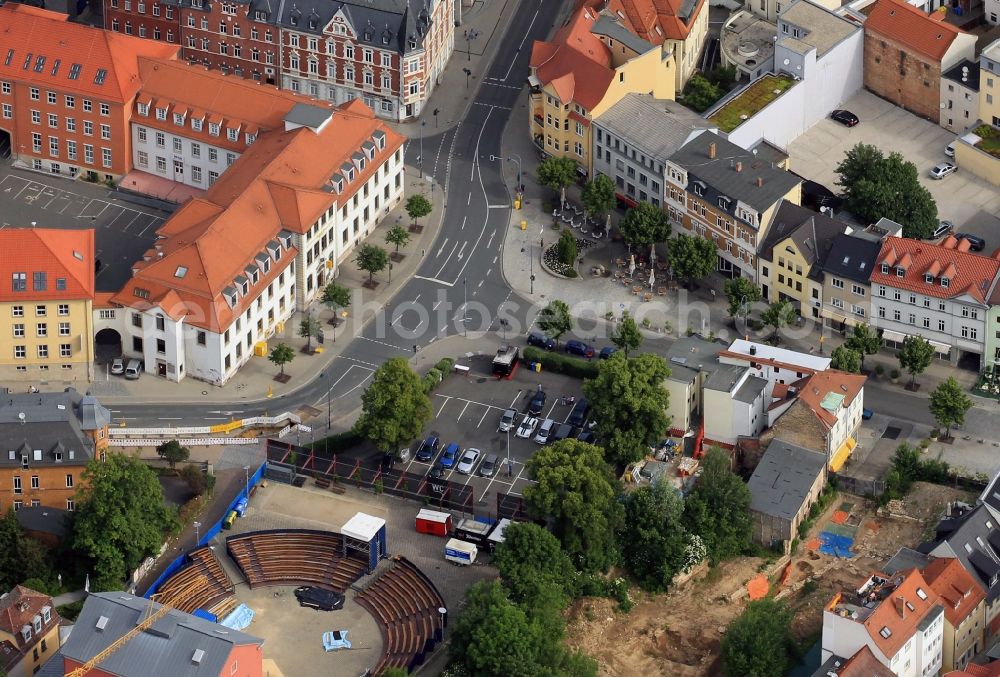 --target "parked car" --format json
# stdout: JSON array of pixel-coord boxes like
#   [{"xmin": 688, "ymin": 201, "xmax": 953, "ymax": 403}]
[
  {"xmin": 577, "ymin": 430, "xmax": 597, "ymax": 445},
  {"xmin": 830, "ymin": 109, "xmax": 859, "ymax": 127},
  {"xmin": 599, "ymin": 347, "xmax": 617, "ymax": 360},
  {"xmin": 124, "ymin": 359, "xmax": 142, "ymax": 380},
  {"xmin": 930, "ymin": 162, "xmax": 956, "ymax": 179},
  {"xmin": 456, "ymin": 448, "xmax": 480, "ymax": 474},
  {"xmin": 565, "ymin": 340, "xmax": 595, "ymax": 358},
  {"xmin": 552, "ymin": 423, "xmax": 574, "ymax": 443},
  {"xmin": 931, "ymin": 221, "xmax": 954, "ymax": 239},
  {"xmin": 862, "ymin": 408, "xmax": 874, "ymax": 420},
  {"xmin": 498, "ymin": 408, "xmax": 517, "ymax": 433},
  {"xmin": 526, "ymin": 332, "xmax": 556, "ymax": 350},
  {"xmin": 567, "ymin": 398, "xmax": 589, "ymax": 427},
  {"xmin": 439, "ymin": 442, "xmax": 460, "ymax": 469},
  {"xmin": 956, "ymin": 233, "xmax": 986, "ymax": 252},
  {"xmin": 415, "ymin": 435, "xmax": 440, "ymax": 462},
  {"xmin": 294, "ymin": 586, "xmax": 345, "ymax": 611},
  {"xmin": 533, "ymin": 418, "xmax": 556, "ymax": 444},
  {"xmin": 528, "ymin": 389, "xmax": 546, "ymax": 415},
  {"xmin": 479, "ymin": 453, "xmax": 498, "ymax": 478},
  {"xmin": 429, "ymin": 464, "xmax": 447, "ymax": 479},
  {"xmin": 516, "ymin": 416, "xmax": 539, "ymax": 439},
  {"xmin": 110, "ymin": 358, "xmax": 125, "ymax": 375},
  {"xmin": 945, "ymin": 142, "xmax": 956, "ymax": 157}
]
